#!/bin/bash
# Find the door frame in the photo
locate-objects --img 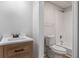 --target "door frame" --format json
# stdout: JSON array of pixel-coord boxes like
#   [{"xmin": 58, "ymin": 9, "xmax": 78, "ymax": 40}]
[
  {"xmin": 33, "ymin": 1, "xmax": 79, "ymax": 58},
  {"xmin": 72, "ymin": 1, "xmax": 78, "ymax": 58}
]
